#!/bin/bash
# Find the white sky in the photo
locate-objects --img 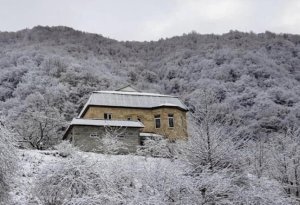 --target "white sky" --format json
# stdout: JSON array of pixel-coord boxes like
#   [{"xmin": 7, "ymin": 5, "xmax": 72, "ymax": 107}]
[{"xmin": 0, "ymin": 0, "xmax": 299, "ymax": 41}]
